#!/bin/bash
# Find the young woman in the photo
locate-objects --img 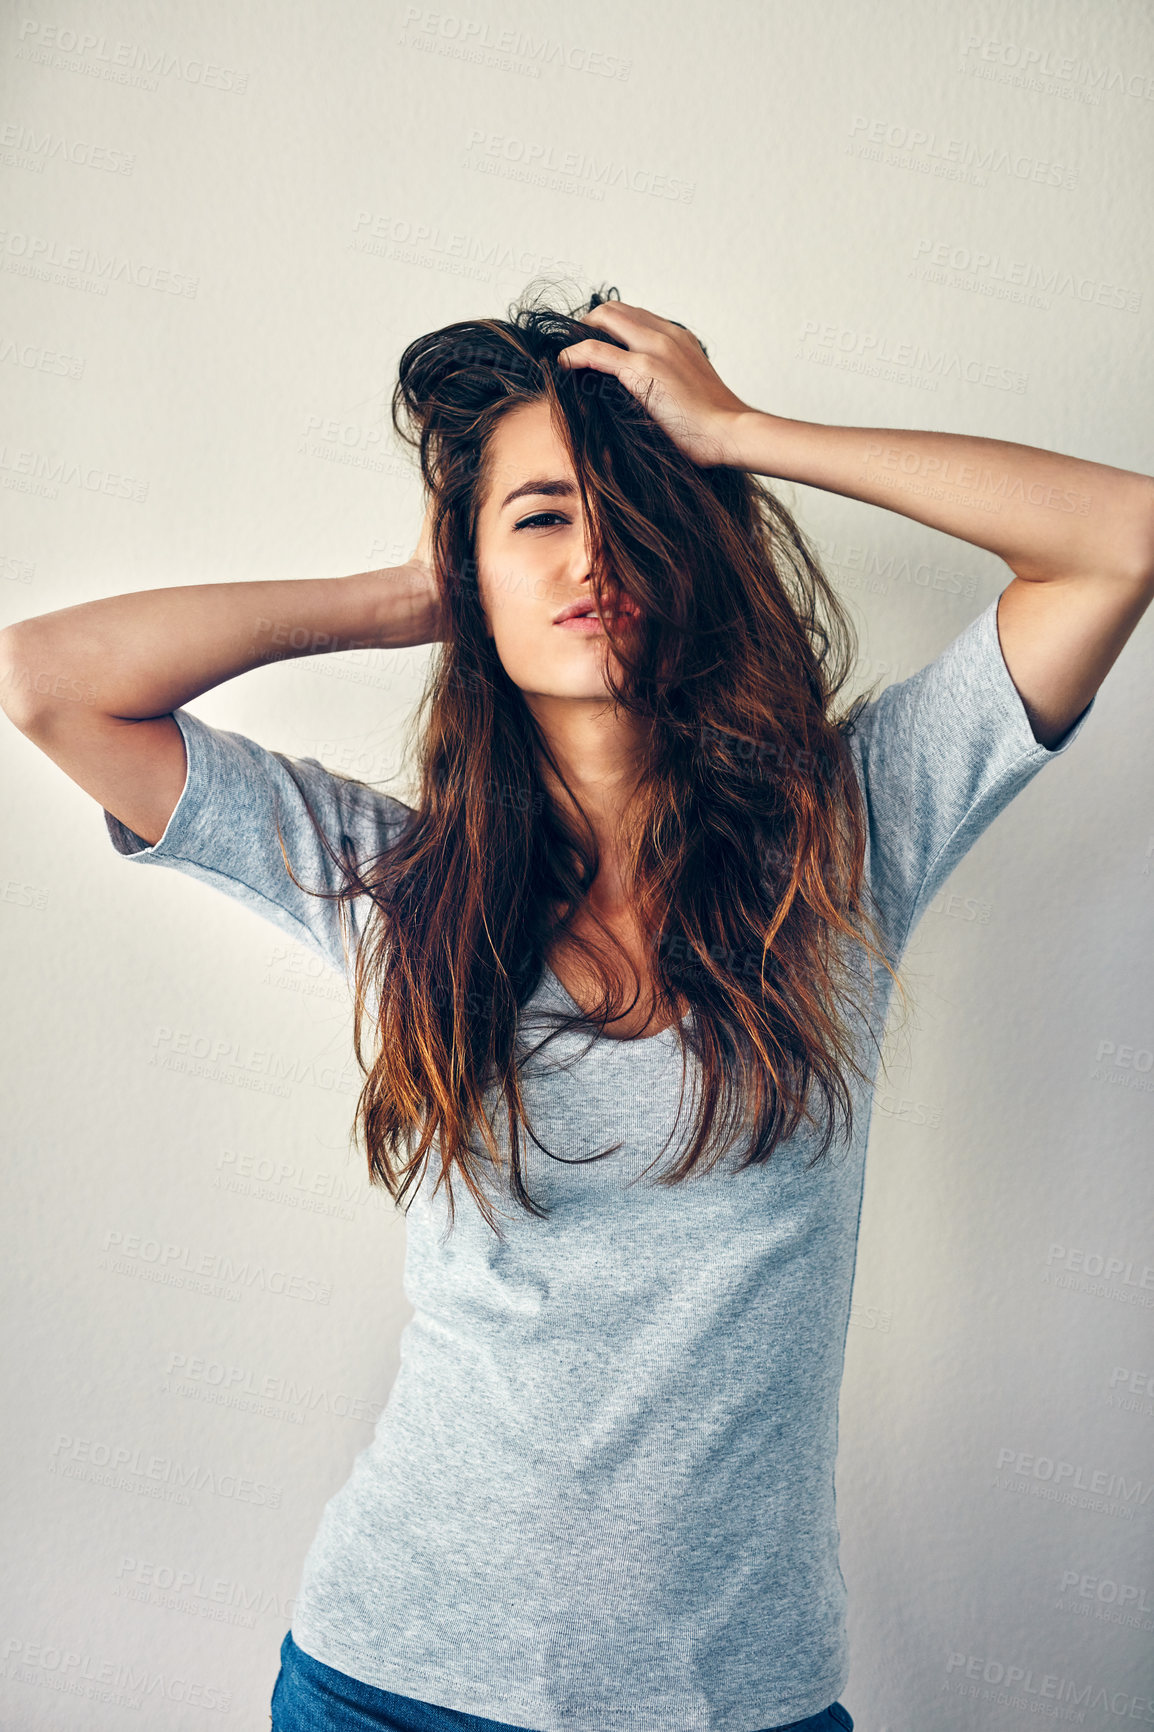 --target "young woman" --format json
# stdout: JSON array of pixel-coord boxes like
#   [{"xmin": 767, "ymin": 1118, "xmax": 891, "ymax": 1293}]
[{"xmin": 3, "ymin": 285, "xmax": 1151, "ymax": 1732}]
